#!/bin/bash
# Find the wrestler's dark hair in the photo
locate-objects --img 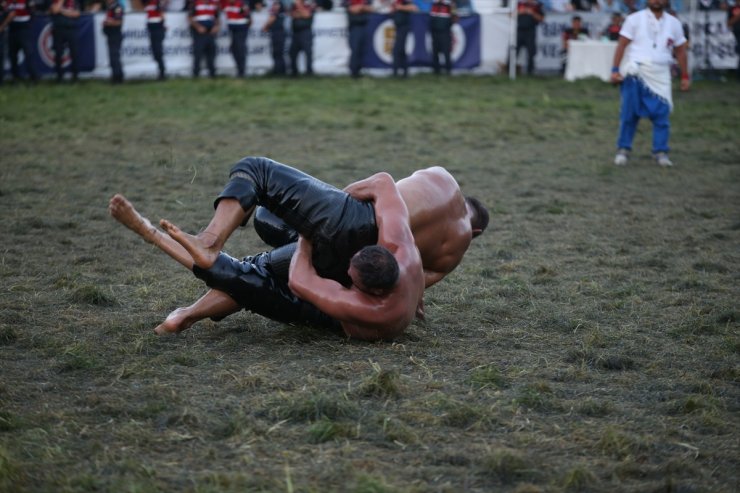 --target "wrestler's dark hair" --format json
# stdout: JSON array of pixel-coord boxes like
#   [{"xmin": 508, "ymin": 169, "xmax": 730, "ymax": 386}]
[
  {"xmin": 465, "ymin": 196, "xmax": 490, "ymax": 238},
  {"xmin": 350, "ymin": 245, "xmax": 400, "ymax": 293}
]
